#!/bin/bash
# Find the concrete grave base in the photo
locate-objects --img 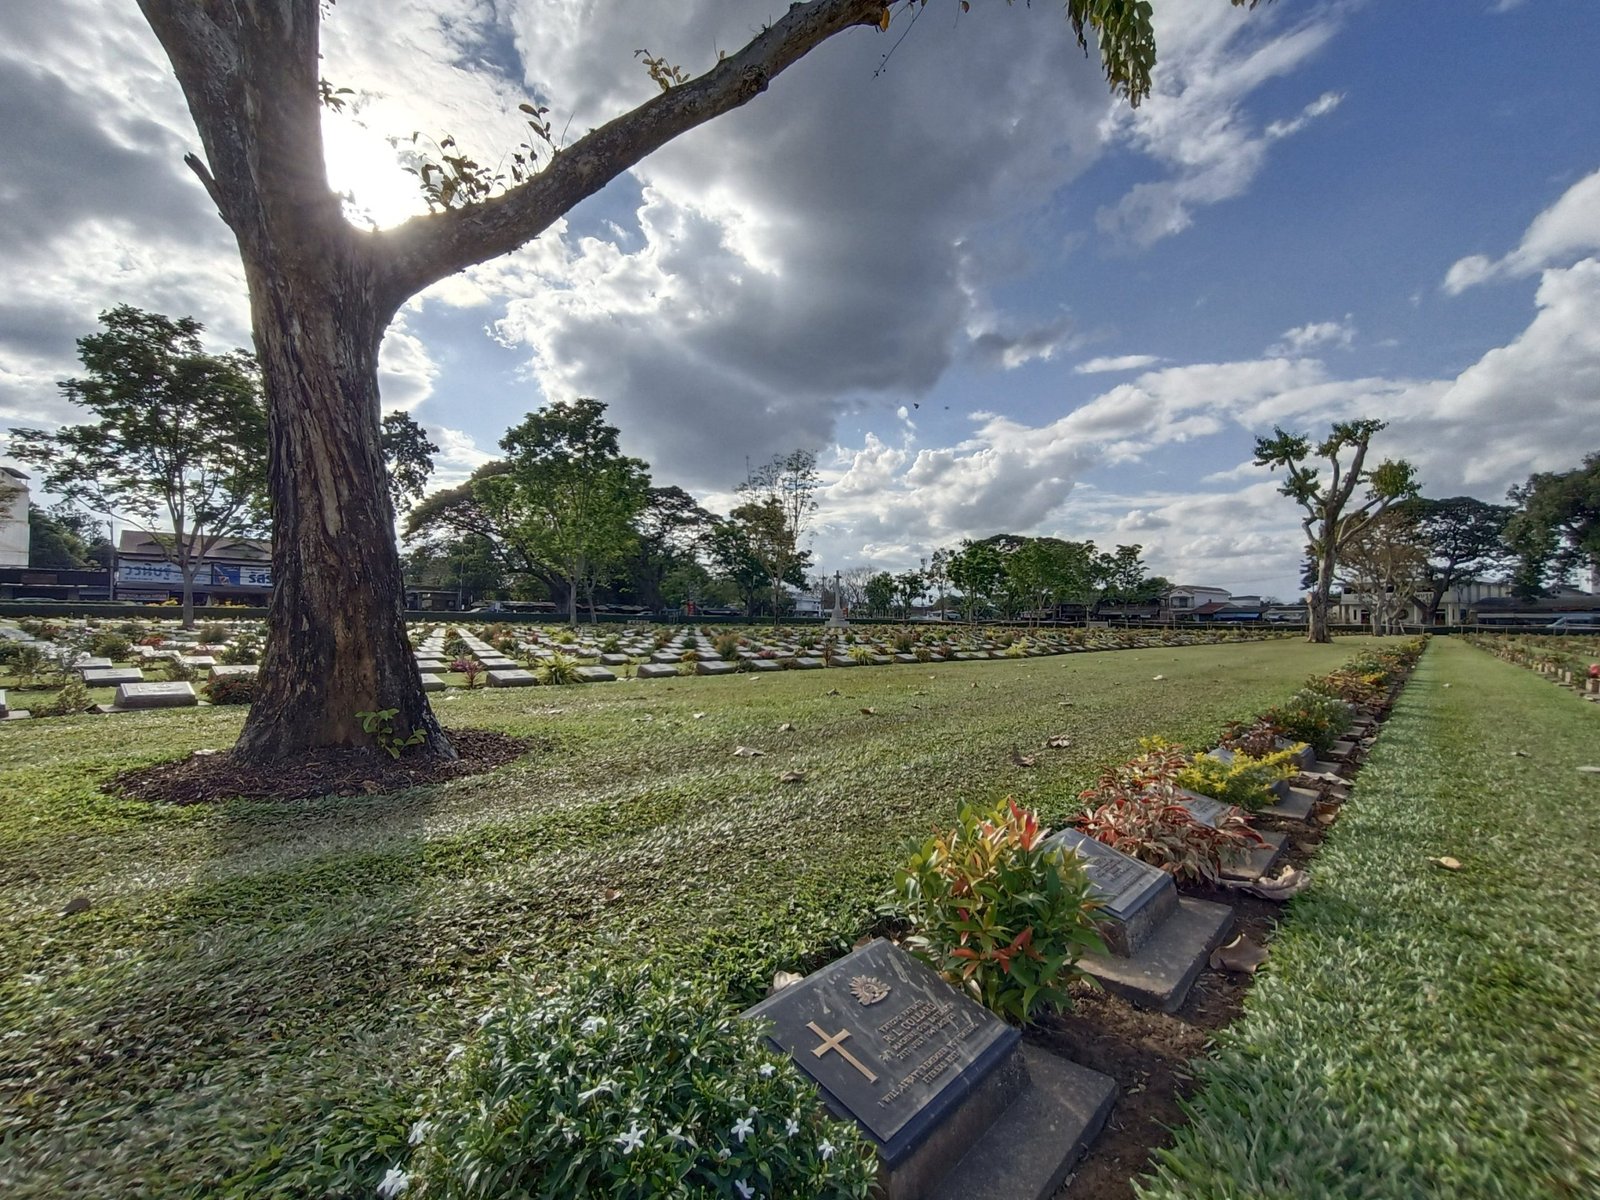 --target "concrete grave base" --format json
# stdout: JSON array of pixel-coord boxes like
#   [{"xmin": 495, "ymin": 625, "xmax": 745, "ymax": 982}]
[
  {"xmin": 1221, "ymin": 829, "xmax": 1288, "ymax": 883},
  {"xmin": 1076, "ymin": 897, "xmax": 1235, "ymax": 1013},
  {"xmin": 928, "ymin": 1044, "xmax": 1117, "ymax": 1200},
  {"xmin": 82, "ymin": 668, "xmax": 145, "ymax": 687},
  {"xmin": 695, "ymin": 661, "xmax": 736, "ymax": 676},
  {"xmin": 573, "ymin": 666, "xmax": 616, "ymax": 683},
  {"xmin": 635, "ymin": 663, "xmax": 679, "ymax": 679},
  {"xmin": 113, "ymin": 681, "xmax": 198, "ymax": 709},
  {"xmin": 1262, "ymin": 786, "xmax": 1318, "ymax": 822},
  {"xmin": 419, "ymin": 673, "xmax": 445, "ymax": 692}
]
